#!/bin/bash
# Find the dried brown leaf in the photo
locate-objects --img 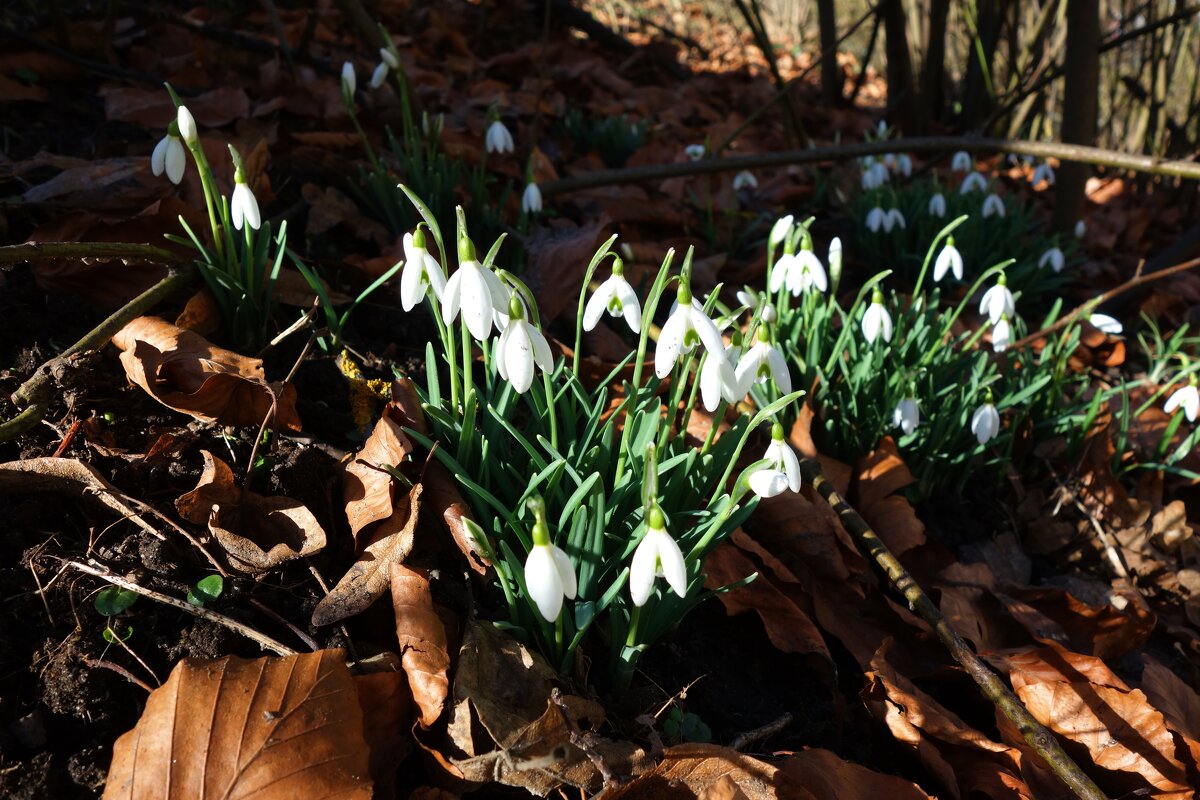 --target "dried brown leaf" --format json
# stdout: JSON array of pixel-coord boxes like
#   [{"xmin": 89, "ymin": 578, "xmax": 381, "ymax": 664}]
[
  {"xmin": 113, "ymin": 316, "xmax": 301, "ymax": 431},
  {"xmin": 424, "ymin": 462, "xmax": 490, "ymax": 574},
  {"xmin": 175, "ymin": 450, "xmax": 325, "ymax": 572},
  {"xmin": 390, "ymin": 563, "xmax": 450, "ymax": 728},
  {"xmin": 103, "ymin": 650, "xmax": 371, "ymax": 799},
  {"xmin": 599, "ymin": 743, "xmax": 810, "ymax": 800},
  {"xmin": 1141, "ymin": 654, "xmax": 1200, "ymax": 742},
  {"xmin": 343, "ymin": 413, "xmax": 413, "ymax": 541},
  {"xmin": 354, "ymin": 671, "xmax": 413, "ymax": 799},
  {"xmin": 313, "ymin": 484, "xmax": 423, "ymax": 627},
  {"xmin": 775, "ymin": 748, "xmax": 933, "ymax": 800},
  {"xmin": 850, "ymin": 439, "xmax": 927, "ymax": 559}
]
